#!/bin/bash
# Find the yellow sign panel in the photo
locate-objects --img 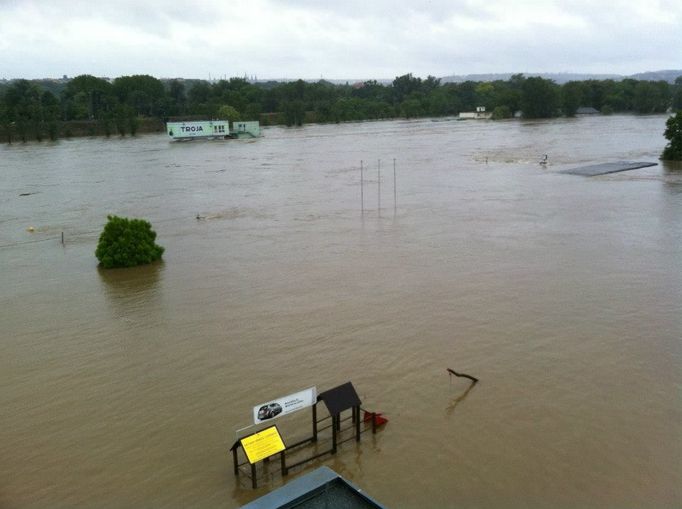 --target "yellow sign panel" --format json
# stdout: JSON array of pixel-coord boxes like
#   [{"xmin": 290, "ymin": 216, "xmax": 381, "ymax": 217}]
[{"xmin": 240, "ymin": 426, "xmax": 286, "ymax": 464}]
